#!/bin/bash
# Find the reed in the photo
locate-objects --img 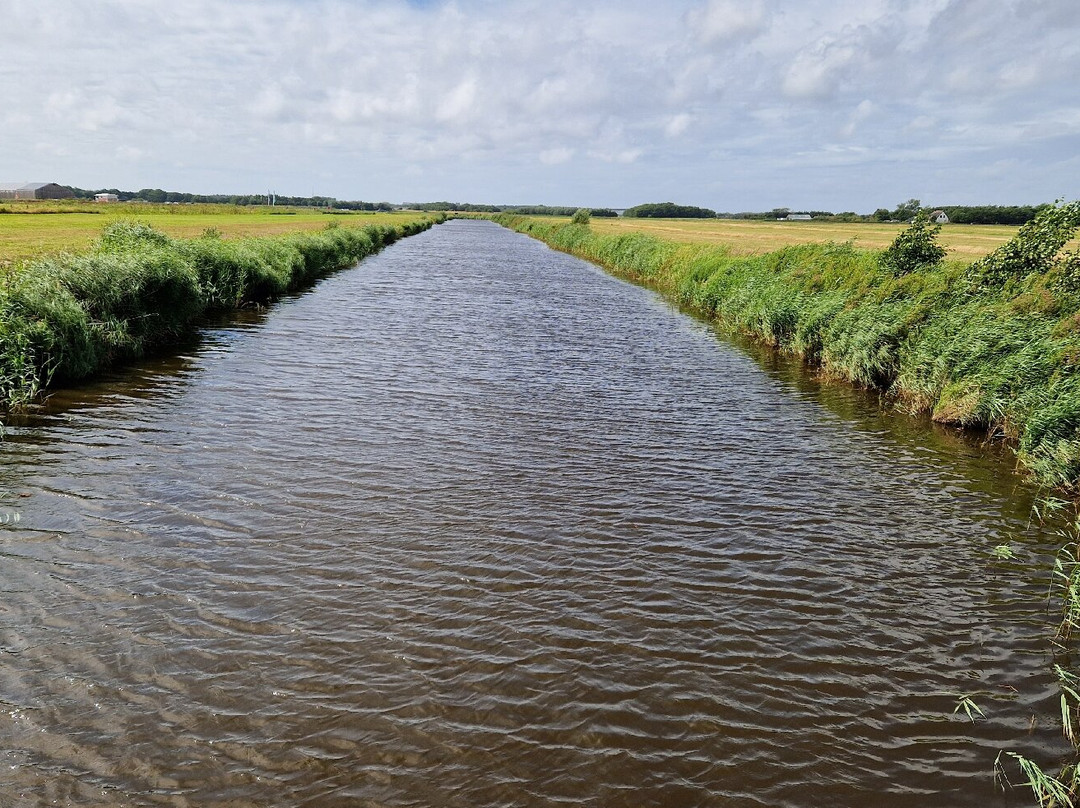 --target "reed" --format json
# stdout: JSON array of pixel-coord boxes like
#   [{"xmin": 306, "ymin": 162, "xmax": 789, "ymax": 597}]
[
  {"xmin": 0, "ymin": 214, "xmax": 442, "ymax": 408},
  {"xmin": 493, "ymin": 203, "xmax": 1080, "ymax": 491}
]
